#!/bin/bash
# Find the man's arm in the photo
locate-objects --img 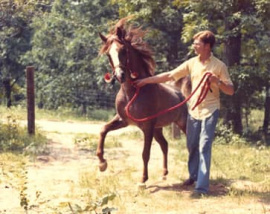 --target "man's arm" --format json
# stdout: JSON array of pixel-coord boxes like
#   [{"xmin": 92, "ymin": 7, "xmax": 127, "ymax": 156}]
[{"xmin": 134, "ymin": 72, "xmax": 173, "ymax": 87}]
